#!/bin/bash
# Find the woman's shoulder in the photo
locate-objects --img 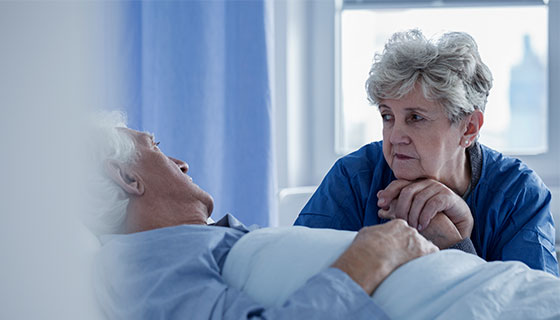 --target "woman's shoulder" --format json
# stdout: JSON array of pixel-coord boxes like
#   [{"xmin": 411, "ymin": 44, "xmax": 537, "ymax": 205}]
[
  {"xmin": 478, "ymin": 144, "xmax": 548, "ymax": 194},
  {"xmin": 337, "ymin": 141, "xmax": 385, "ymax": 168},
  {"xmin": 330, "ymin": 141, "xmax": 392, "ymax": 182}
]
